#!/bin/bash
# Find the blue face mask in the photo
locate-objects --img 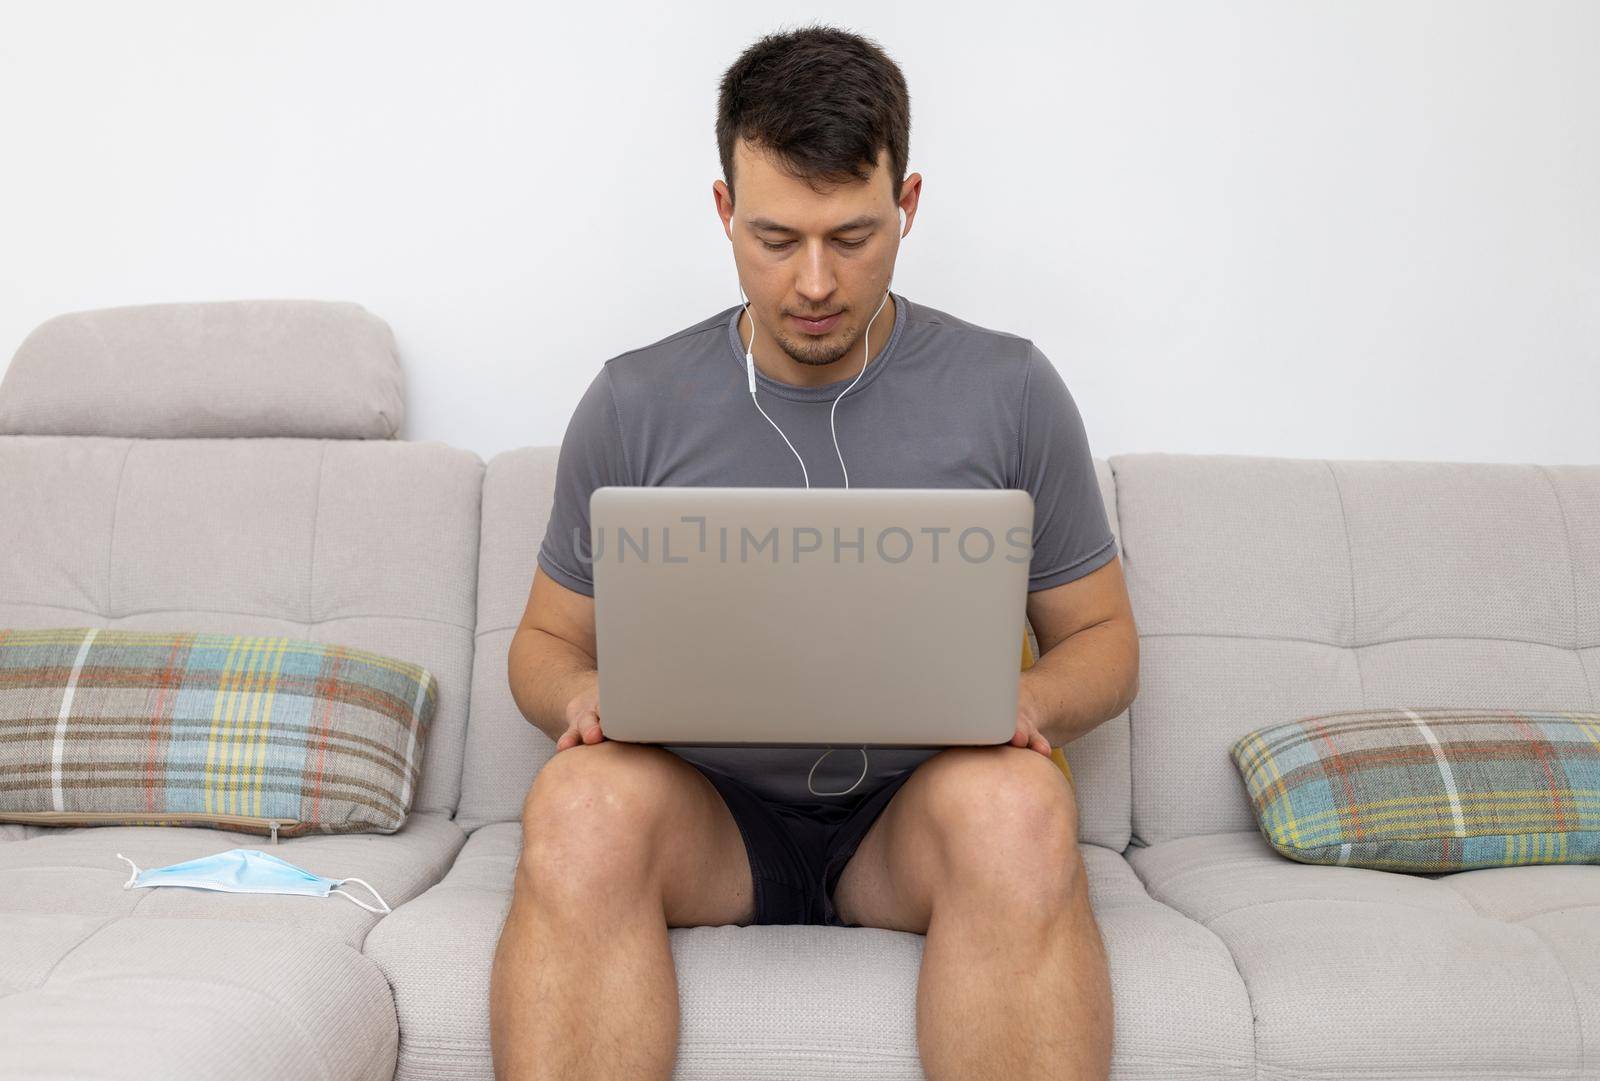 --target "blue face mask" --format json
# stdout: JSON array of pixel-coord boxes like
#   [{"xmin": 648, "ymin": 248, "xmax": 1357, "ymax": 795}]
[{"xmin": 115, "ymin": 848, "xmax": 391, "ymax": 914}]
